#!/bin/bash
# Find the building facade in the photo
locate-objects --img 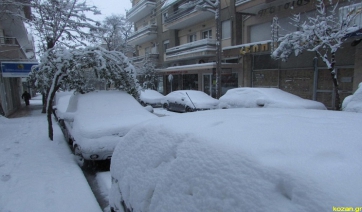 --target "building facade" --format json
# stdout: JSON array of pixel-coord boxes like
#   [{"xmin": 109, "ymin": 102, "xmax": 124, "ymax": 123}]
[
  {"xmin": 0, "ymin": 2, "xmax": 36, "ymax": 116},
  {"xmin": 127, "ymin": 0, "xmax": 362, "ymax": 109}
]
